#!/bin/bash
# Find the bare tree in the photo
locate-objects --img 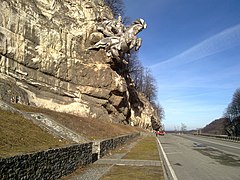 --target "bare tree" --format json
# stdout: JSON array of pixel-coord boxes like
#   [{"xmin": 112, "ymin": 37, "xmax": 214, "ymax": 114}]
[
  {"xmin": 181, "ymin": 123, "xmax": 187, "ymax": 133},
  {"xmin": 104, "ymin": 0, "xmax": 125, "ymax": 18},
  {"xmin": 224, "ymin": 88, "xmax": 240, "ymax": 121},
  {"xmin": 122, "ymin": 16, "xmax": 131, "ymax": 26},
  {"xmin": 154, "ymin": 103, "xmax": 165, "ymax": 121},
  {"xmin": 142, "ymin": 68, "xmax": 157, "ymax": 103},
  {"xmin": 232, "ymin": 88, "xmax": 240, "ymax": 116},
  {"xmin": 127, "ymin": 51, "xmax": 144, "ymax": 92},
  {"xmin": 103, "ymin": 0, "xmax": 165, "ymax": 123}
]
